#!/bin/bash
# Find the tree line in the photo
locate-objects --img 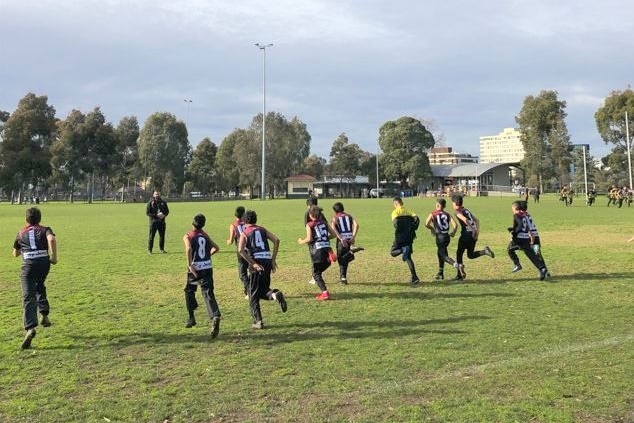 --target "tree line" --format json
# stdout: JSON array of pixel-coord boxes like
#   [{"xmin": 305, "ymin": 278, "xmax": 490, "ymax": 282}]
[
  {"xmin": 0, "ymin": 93, "xmax": 437, "ymax": 203},
  {"xmin": 1, "ymin": 88, "xmax": 631, "ymax": 203}
]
